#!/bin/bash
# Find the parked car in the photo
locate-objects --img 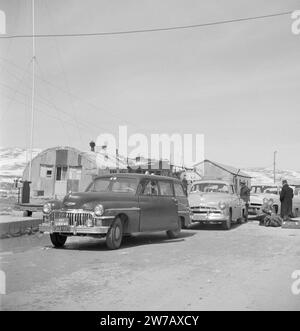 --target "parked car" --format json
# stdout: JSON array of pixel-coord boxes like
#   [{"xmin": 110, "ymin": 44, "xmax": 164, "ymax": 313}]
[
  {"xmin": 39, "ymin": 173, "xmax": 191, "ymax": 249},
  {"xmin": 188, "ymin": 180, "xmax": 246, "ymax": 230},
  {"xmin": 249, "ymin": 185, "xmax": 300, "ymax": 217},
  {"xmin": 249, "ymin": 185, "xmax": 280, "ymax": 216},
  {"xmin": 290, "ymin": 186, "xmax": 300, "ymax": 217}
]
